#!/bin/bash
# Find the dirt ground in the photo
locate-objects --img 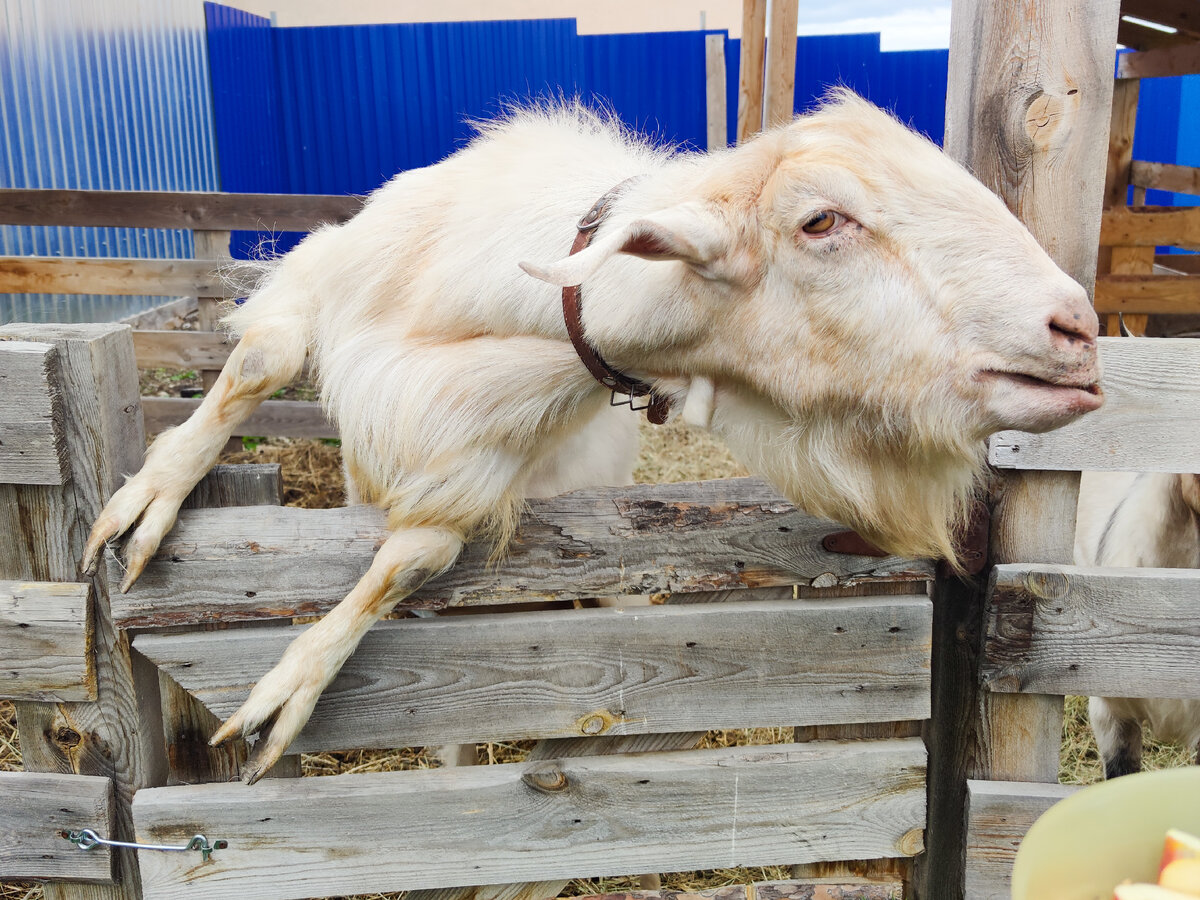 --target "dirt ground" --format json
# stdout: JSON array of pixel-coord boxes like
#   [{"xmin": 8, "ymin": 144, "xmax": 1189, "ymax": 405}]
[{"xmin": 0, "ymin": 394, "xmax": 1192, "ymax": 900}]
